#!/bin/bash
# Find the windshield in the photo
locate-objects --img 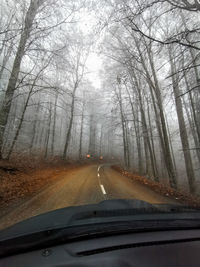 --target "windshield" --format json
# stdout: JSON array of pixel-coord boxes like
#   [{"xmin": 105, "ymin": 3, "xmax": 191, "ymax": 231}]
[{"xmin": 0, "ymin": 0, "xmax": 200, "ymax": 232}]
